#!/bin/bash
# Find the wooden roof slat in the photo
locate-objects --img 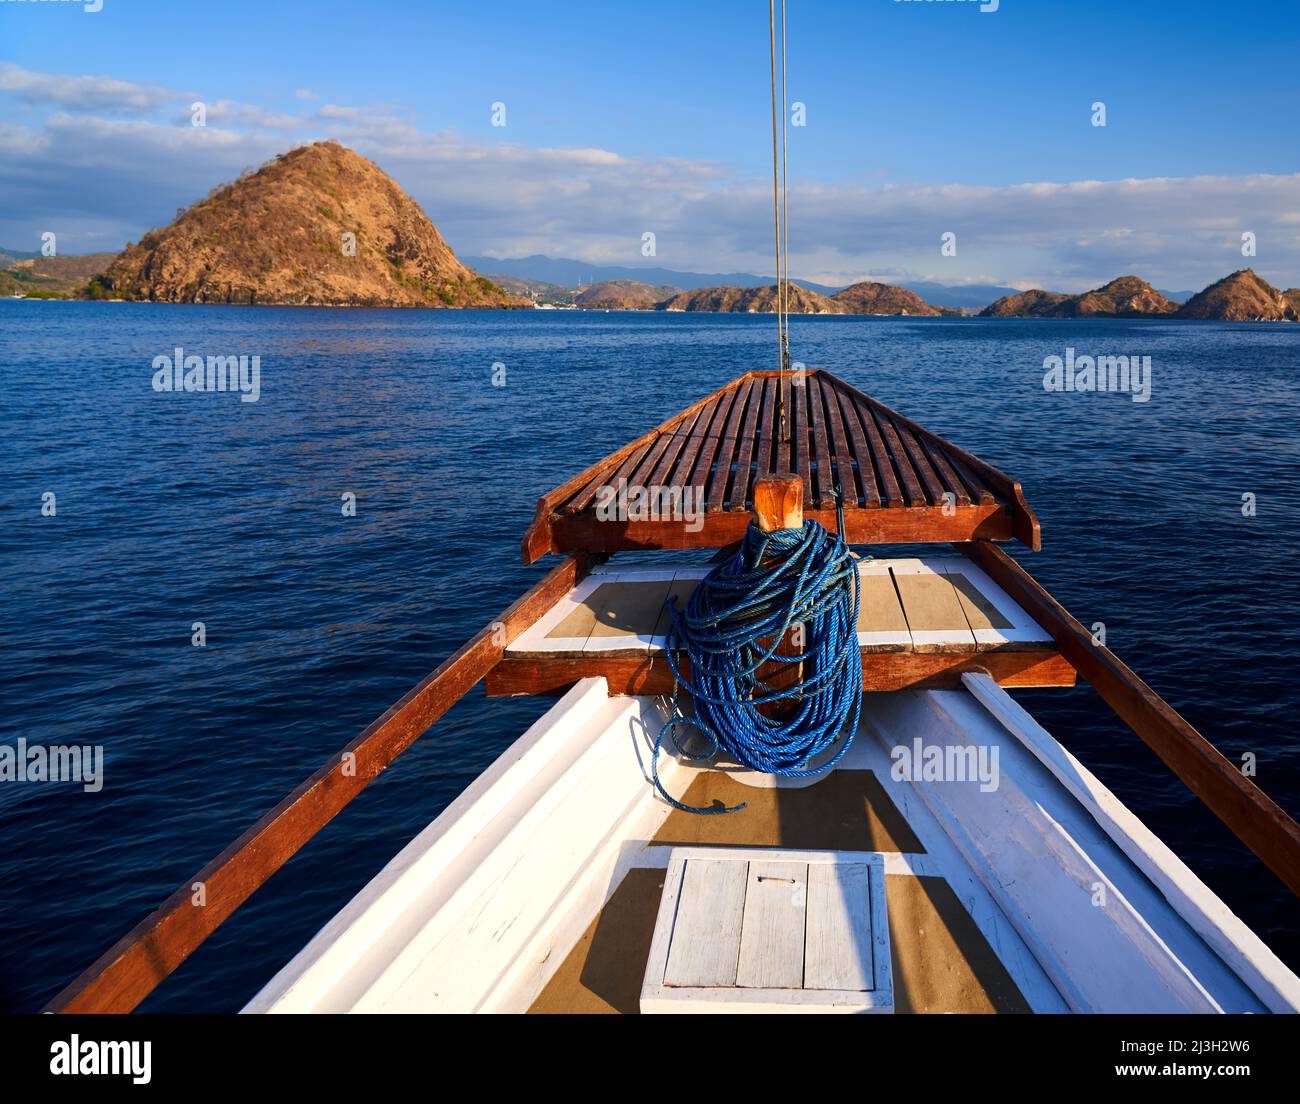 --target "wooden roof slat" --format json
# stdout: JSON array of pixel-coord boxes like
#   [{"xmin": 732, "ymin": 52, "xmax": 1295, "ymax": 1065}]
[
  {"xmin": 727, "ymin": 378, "xmax": 764, "ymax": 510},
  {"xmin": 832, "ymin": 382, "xmax": 883, "ymax": 508},
  {"xmin": 918, "ymin": 435, "xmax": 973, "ymax": 507},
  {"xmin": 816, "ymin": 374, "xmax": 864, "ymax": 508},
  {"xmin": 523, "ymin": 369, "xmax": 1042, "ymax": 561},
  {"xmin": 793, "ymin": 378, "xmax": 812, "ymax": 503},
  {"xmin": 806, "ymin": 375, "xmax": 835, "ymax": 509},
  {"xmin": 892, "ymin": 417, "xmax": 948, "ymax": 507},
  {"xmin": 683, "ymin": 386, "xmax": 737, "ymax": 499},
  {"xmin": 707, "ymin": 377, "xmax": 756, "ymax": 513},
  {"xmin": 756, "ymin": 376, "xmax": 778, "ymax": 479},
  {"xmin": 871, "ymin": 407, "xmax": 927, "ymax": 507},
  {"xmin": 647, "ymin": 401, "xmax": 709, "ymax": 489}
]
